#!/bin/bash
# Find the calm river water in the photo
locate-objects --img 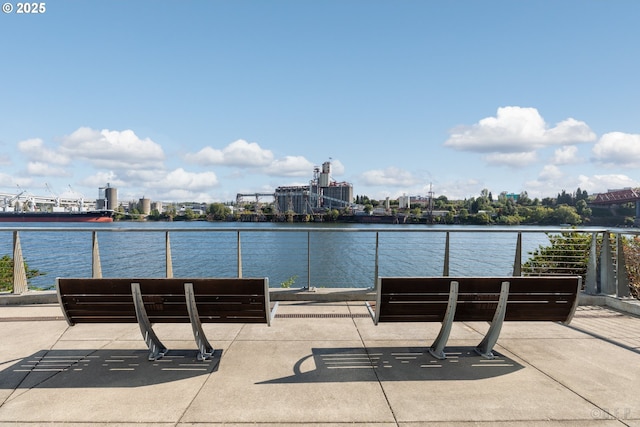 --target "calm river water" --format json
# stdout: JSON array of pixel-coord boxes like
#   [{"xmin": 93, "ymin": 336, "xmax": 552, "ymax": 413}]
[{"xmin": 1, "ymin": 222, "xmax": 570, "ymax": 289}]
